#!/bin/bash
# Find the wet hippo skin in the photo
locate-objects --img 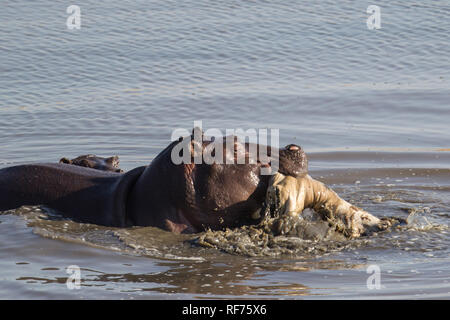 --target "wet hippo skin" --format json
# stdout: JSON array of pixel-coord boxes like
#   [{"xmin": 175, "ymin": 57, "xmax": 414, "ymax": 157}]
[{"xmin": 0, "ymin": 132, "xmax": 306, "ymax": 233}]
